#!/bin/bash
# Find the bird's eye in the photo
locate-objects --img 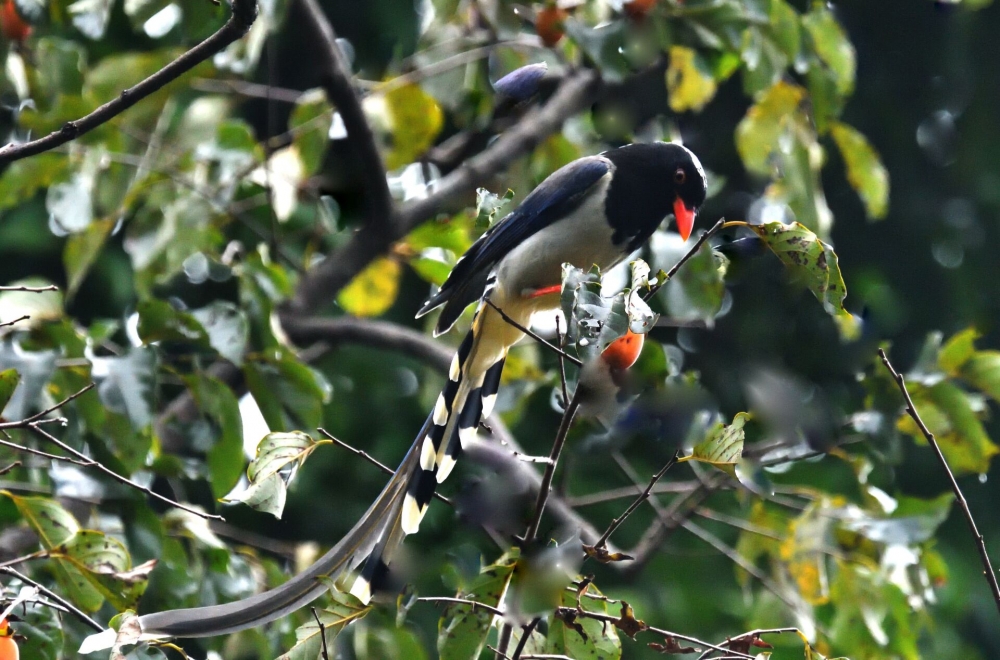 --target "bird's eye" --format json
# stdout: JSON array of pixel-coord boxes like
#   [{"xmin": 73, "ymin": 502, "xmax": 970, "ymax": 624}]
[{"xmin": 673, "ymin": 168, "xmax": 687, "ymax": 185}]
